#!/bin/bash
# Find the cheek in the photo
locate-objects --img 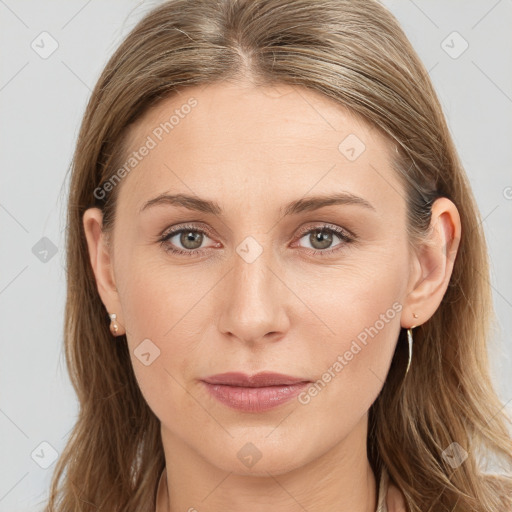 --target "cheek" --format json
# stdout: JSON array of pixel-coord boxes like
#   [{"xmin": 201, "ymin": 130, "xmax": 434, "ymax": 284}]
[
  {"xmin": 295, "ymin": 248, "xmax": 406, "ymax": 404},
  {"xmin": 295, "ymin": 303, "xmax": 402, "ymax": 433},
  {"xmin": 116, "ymin": 250, "xmax": 196, "ymax": 339},
  {"xmin": 299, "ymin": 243, "xmax": 406, "ymax": 338},
  {"xmin": 115, "ymin": 254, "xmax": 215, "ymax": 417}
]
